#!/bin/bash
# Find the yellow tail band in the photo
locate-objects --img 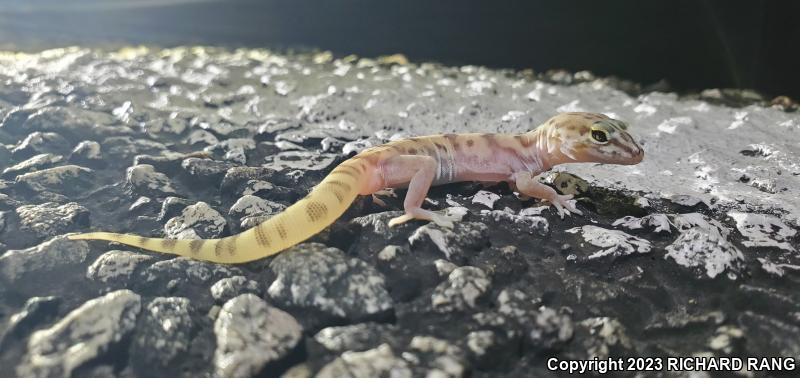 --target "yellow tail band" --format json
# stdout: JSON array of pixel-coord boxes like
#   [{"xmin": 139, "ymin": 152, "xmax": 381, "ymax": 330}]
[{"xmin": 68, "ymin": 160, "xmax": 365, "ymax": 263}]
